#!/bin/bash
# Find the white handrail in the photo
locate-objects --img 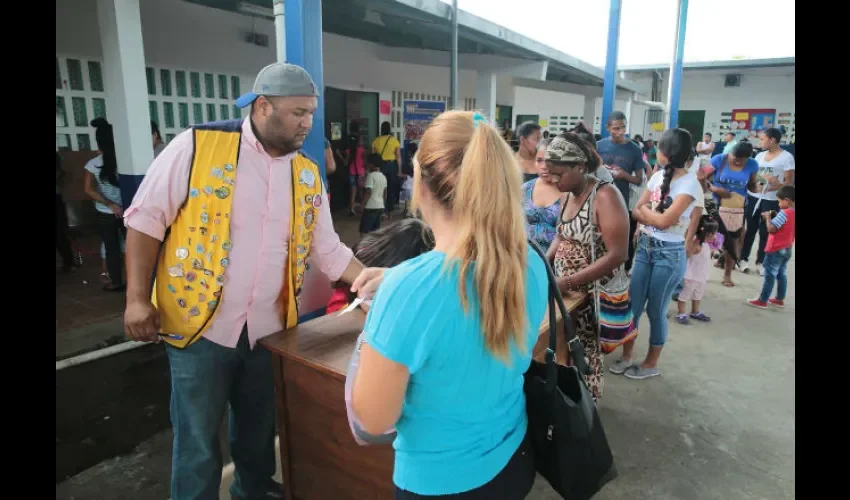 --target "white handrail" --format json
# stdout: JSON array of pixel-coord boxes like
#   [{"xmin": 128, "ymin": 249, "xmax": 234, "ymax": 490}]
[{"xmin": 56, "ymin": 340, "xmax": 153, "ymax": 371}]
